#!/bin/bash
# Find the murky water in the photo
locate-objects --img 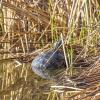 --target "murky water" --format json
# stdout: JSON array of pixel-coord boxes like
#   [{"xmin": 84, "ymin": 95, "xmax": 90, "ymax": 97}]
[{"xmin": 0, "ymin": 60, "xmax": 53, "ymax": 100}]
